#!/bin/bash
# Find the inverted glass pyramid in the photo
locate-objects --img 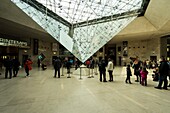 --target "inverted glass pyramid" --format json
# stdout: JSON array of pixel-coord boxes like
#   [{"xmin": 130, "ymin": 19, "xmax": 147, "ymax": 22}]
[{"xmin": 11, "ymin": 0, "xmax": 142, "ymax": 62}]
